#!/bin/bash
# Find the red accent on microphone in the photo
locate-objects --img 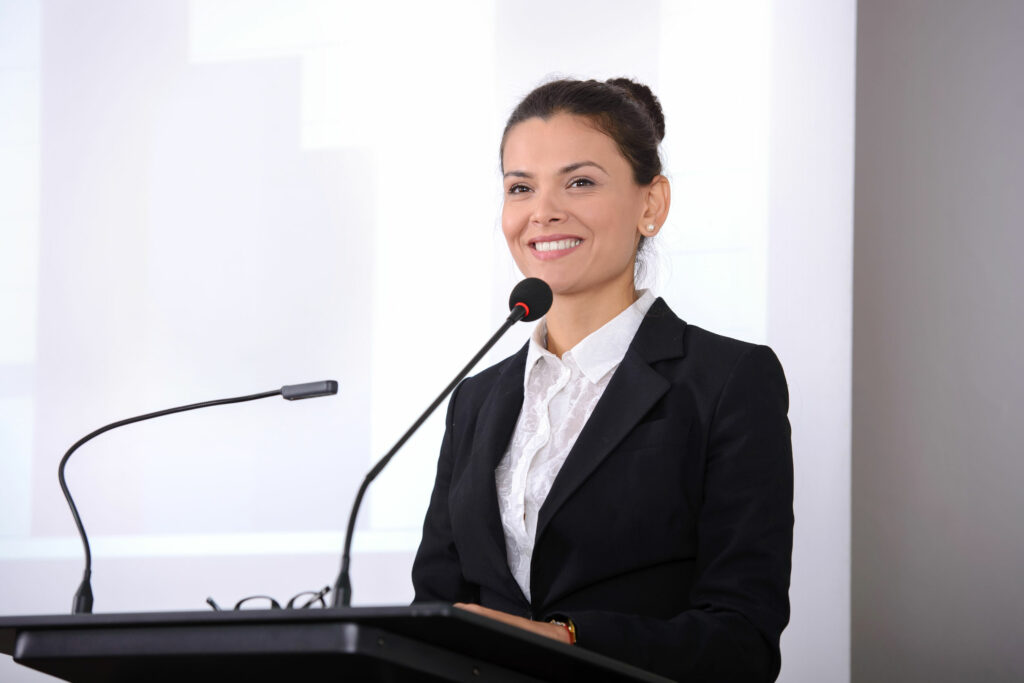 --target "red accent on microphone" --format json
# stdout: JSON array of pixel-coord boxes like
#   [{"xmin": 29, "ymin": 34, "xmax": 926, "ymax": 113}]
[{"xmin": 515, "ymin": 302, "xmax": 530, "ymax": 318}]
